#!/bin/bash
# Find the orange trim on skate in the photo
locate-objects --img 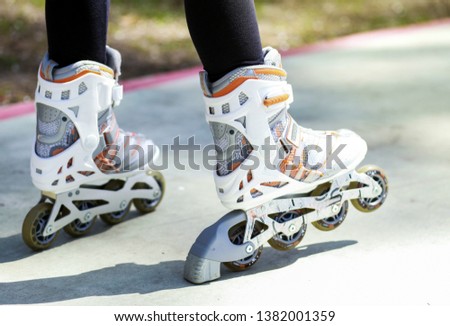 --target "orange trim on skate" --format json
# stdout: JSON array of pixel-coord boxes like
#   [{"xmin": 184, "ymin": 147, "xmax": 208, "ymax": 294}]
[
  {"xmin": 100, "ymin": 66, "xmax": 114, "ymax": 75},
  {"xmin": 212, "ymin": 76, "xmax": 257, "ymax": 97},
  {"xmin": 39, "ymin": 69, "xmax": 103, "ymax": 83},
  {"xmin": 230, "ymin": 161, "xmax": 242, "ymax": 171},
  {"xmin": 45, "ymin": 63, "xmax": 52, "ymax": 80},
  {"xmin": 263, "ymin": 93, "xmax": 290, "ymax": 107},
  {"xmin": 247, "ymin": 170, "xmax": 253, "ymax": 182},
  {"xmin": 51, "ymin": 148, "xmax": 65, "ymax": 156},
  {"xmin": 254, "ymin": 68, "xmax": 287, "ymax": 77},
  {"xmin": 290, "ymin": 165, "xmax": 301, "ymax": 179},
  {"xmin": 260, "ymin": 181, "xmax": 282, "ymax": 187},
  {"xmin": 279, "ymin": 147, "xmax": 296, "ymax": 174}
]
